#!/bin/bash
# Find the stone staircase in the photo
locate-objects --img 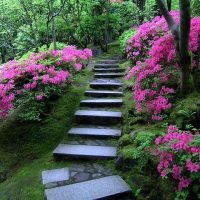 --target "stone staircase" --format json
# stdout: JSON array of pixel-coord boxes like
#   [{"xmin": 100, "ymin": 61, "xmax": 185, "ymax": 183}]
[{"xmin": 41, "ymin": 58, "xmax": 132, "ymax": 200}]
